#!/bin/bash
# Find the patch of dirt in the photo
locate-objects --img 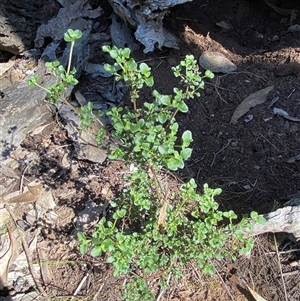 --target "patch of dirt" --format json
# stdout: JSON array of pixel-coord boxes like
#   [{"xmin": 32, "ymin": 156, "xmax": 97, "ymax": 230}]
[{"xmin": 1, "ymin": 0, "xmax": 300, "ymax": 300}]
